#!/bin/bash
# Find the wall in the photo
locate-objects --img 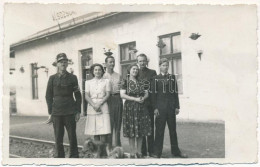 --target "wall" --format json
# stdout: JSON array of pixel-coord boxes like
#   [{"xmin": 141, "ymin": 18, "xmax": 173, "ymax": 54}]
[{"xmin": 11, "ymin": 8, "xmax": 257, "ymax": 121}]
